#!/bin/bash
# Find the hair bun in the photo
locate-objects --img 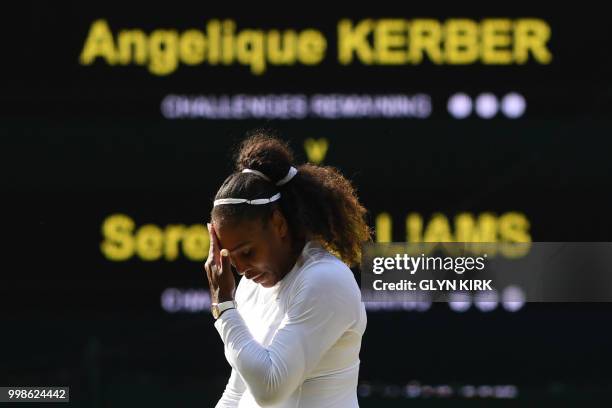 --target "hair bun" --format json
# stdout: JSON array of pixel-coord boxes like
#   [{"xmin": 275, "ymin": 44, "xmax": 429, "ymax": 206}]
[{"xmin": 235, "ymin": 132, "xmax": 295, "ymax": 184}]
